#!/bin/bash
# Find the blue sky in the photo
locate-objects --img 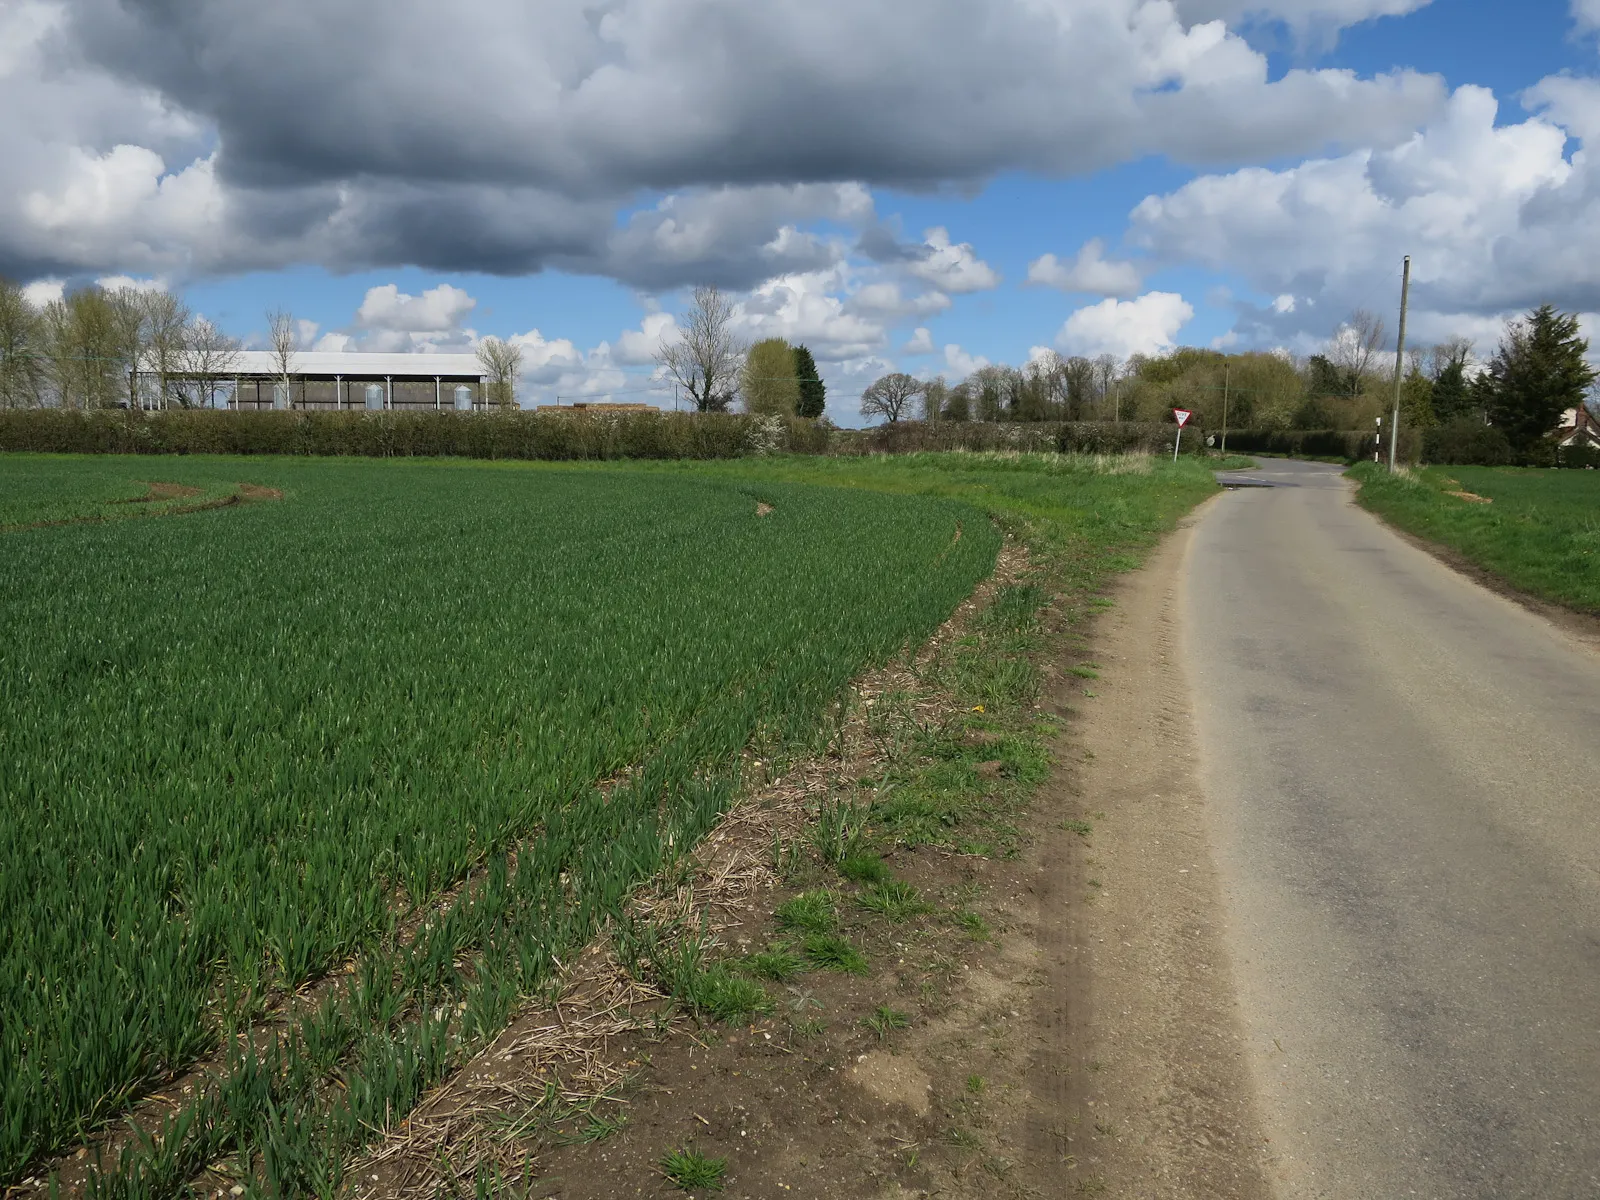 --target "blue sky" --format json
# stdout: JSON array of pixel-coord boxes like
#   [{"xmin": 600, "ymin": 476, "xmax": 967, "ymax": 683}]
[{"xmin": 7, "ymin": 0, "xmax": 1600, "ymax": 421}]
